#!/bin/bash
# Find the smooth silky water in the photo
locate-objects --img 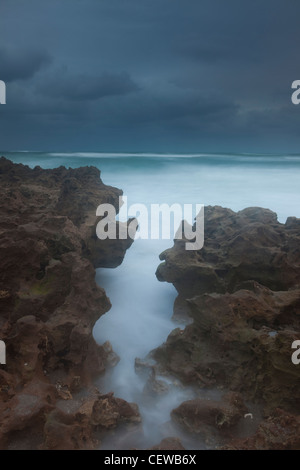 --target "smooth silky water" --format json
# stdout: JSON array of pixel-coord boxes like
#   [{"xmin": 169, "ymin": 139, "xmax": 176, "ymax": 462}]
[{"xmin": 6, "ymin": 151, "xmax": 300, "ymax": 449}]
